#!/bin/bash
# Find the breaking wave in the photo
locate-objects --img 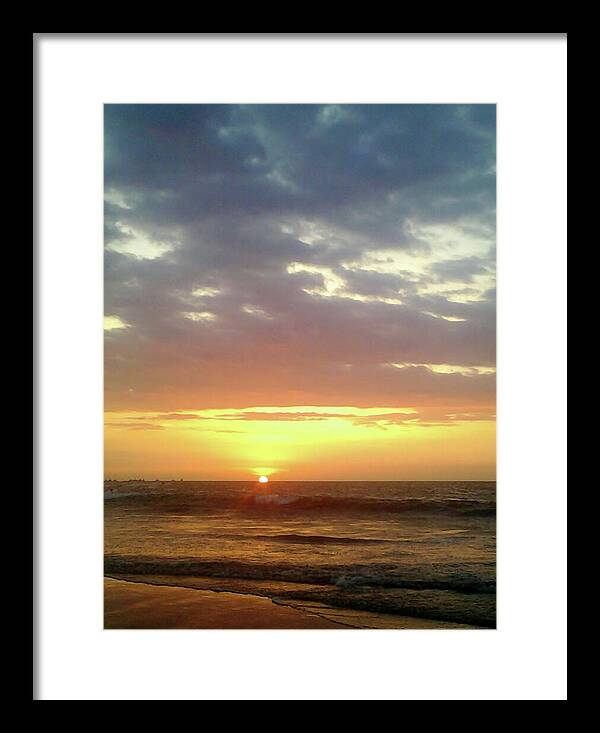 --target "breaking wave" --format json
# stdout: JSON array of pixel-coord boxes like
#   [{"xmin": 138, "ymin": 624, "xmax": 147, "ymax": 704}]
[
  {"xmin": 104, "ymin": 555, "xmax": 496, "ymax": 595},
  {"xmin": 105, "ymin": 489, "xmax": 495, "ymax": 517}
]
